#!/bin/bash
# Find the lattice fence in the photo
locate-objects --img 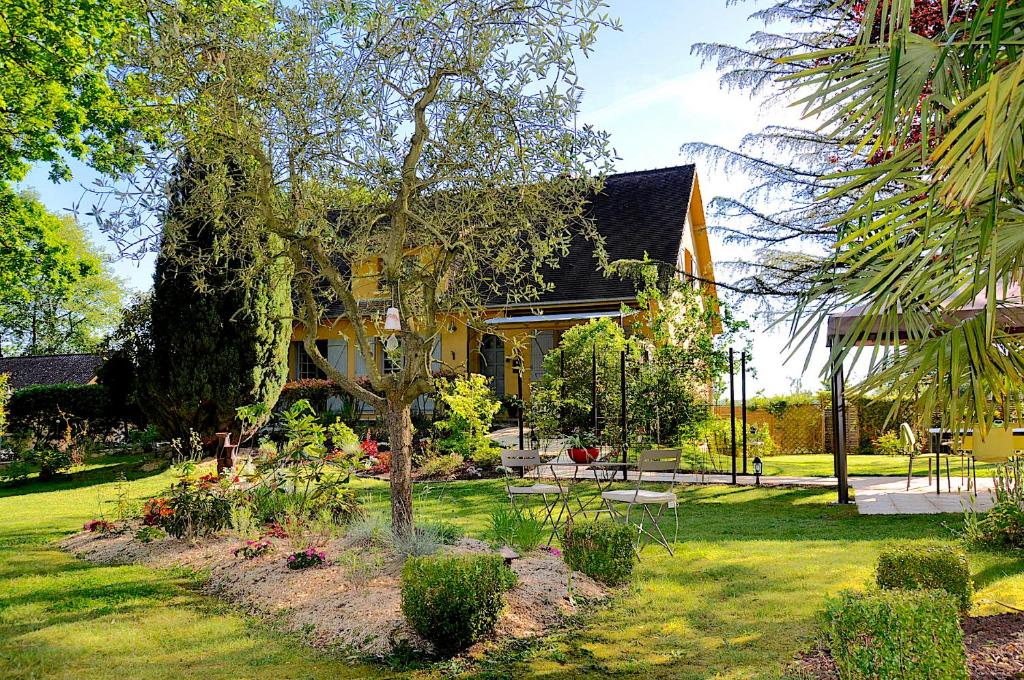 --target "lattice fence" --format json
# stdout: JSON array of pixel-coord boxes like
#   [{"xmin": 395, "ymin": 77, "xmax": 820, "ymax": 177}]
[{"xmin": 715, "ymin": 402, "xmax": 836, "ymax": 455}]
